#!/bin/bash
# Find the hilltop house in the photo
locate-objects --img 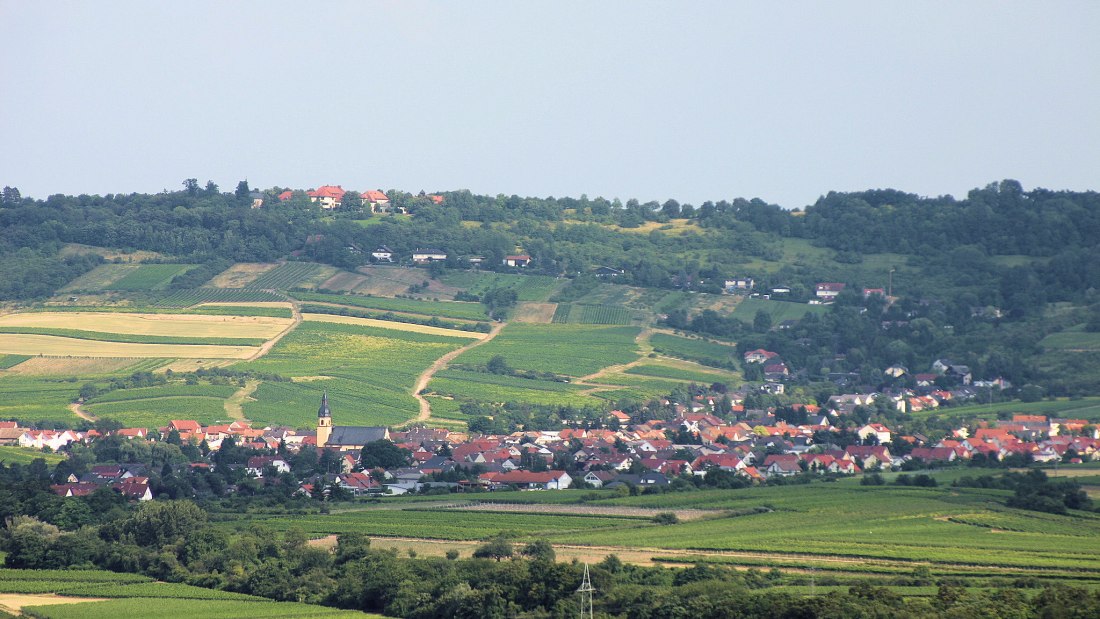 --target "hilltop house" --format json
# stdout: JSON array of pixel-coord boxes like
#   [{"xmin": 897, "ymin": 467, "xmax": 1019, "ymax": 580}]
[
  {"xmin": 308, "ymin": 185, "xmax": 346, "ymax": 210},
  {"xmin": 412, "ymin": 249, "xmax": 447, "ymax": 264},
  {"xmin": 371, "ymin": 246, "xmax": 395, "ymax": 262},
  {"xmin": 815, "ymin": 282, "xmax": 846, "ymax": 301},
  {"xmin": 503, "ymin": 254, "xmax": 531, "ymax": 268}
]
